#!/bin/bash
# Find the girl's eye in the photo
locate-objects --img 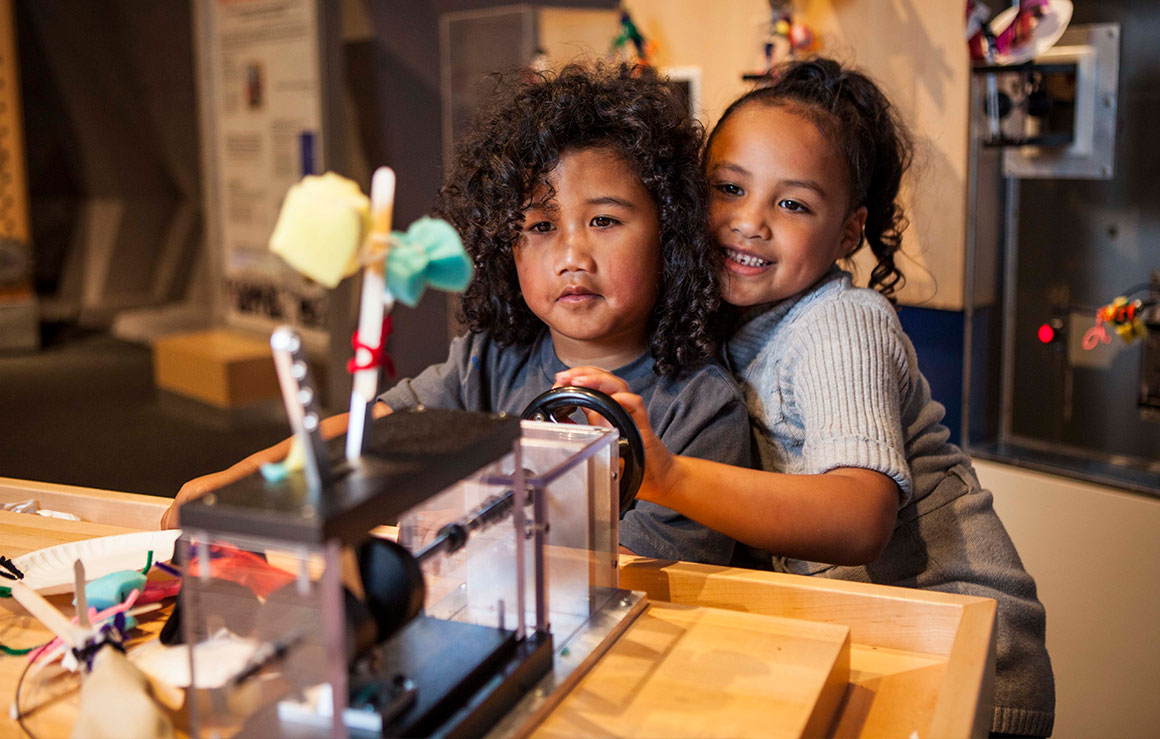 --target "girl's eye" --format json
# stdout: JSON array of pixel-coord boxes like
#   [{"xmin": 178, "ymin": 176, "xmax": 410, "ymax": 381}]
[
  {"xmin": 527, "ymin": 221, "xmax": 554, "ymax": 234},
  {"xmin": 715, "ymin": 182, "xmax": 744, "ymax": 197},
  {"xmin": 590, "ymin": 215, "xmax": 618, "ymax": 228},
  {"xmin": 779, "ymin": 199, "xmax": 809, "ymax": 213}
]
